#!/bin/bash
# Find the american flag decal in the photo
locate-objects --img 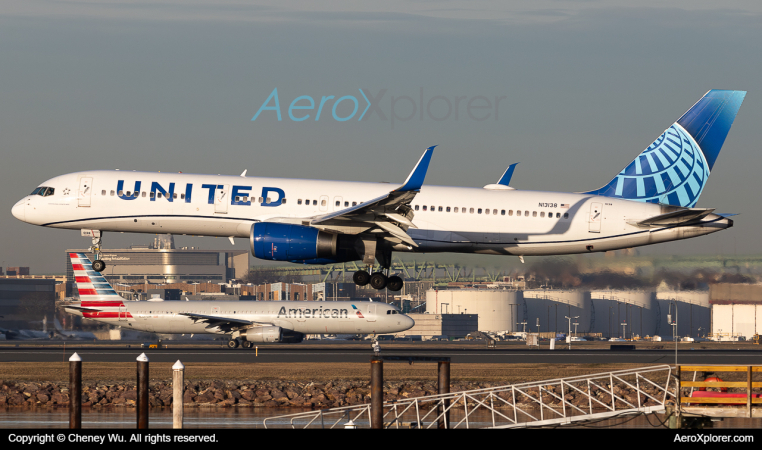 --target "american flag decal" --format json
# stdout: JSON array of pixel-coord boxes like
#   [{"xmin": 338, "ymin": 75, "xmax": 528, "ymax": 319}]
[{"xmin": 560, "ymin": 204, "xmax": 569, "ymax": 209}]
